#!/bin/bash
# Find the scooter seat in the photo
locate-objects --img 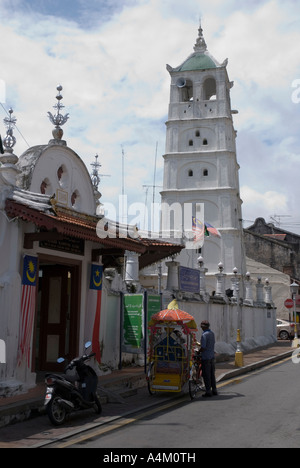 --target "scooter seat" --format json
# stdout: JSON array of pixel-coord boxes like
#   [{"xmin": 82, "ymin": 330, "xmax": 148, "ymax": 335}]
[{"xmin": 62, "ymin": 374, "xmax": 78, "ymax": 383}]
